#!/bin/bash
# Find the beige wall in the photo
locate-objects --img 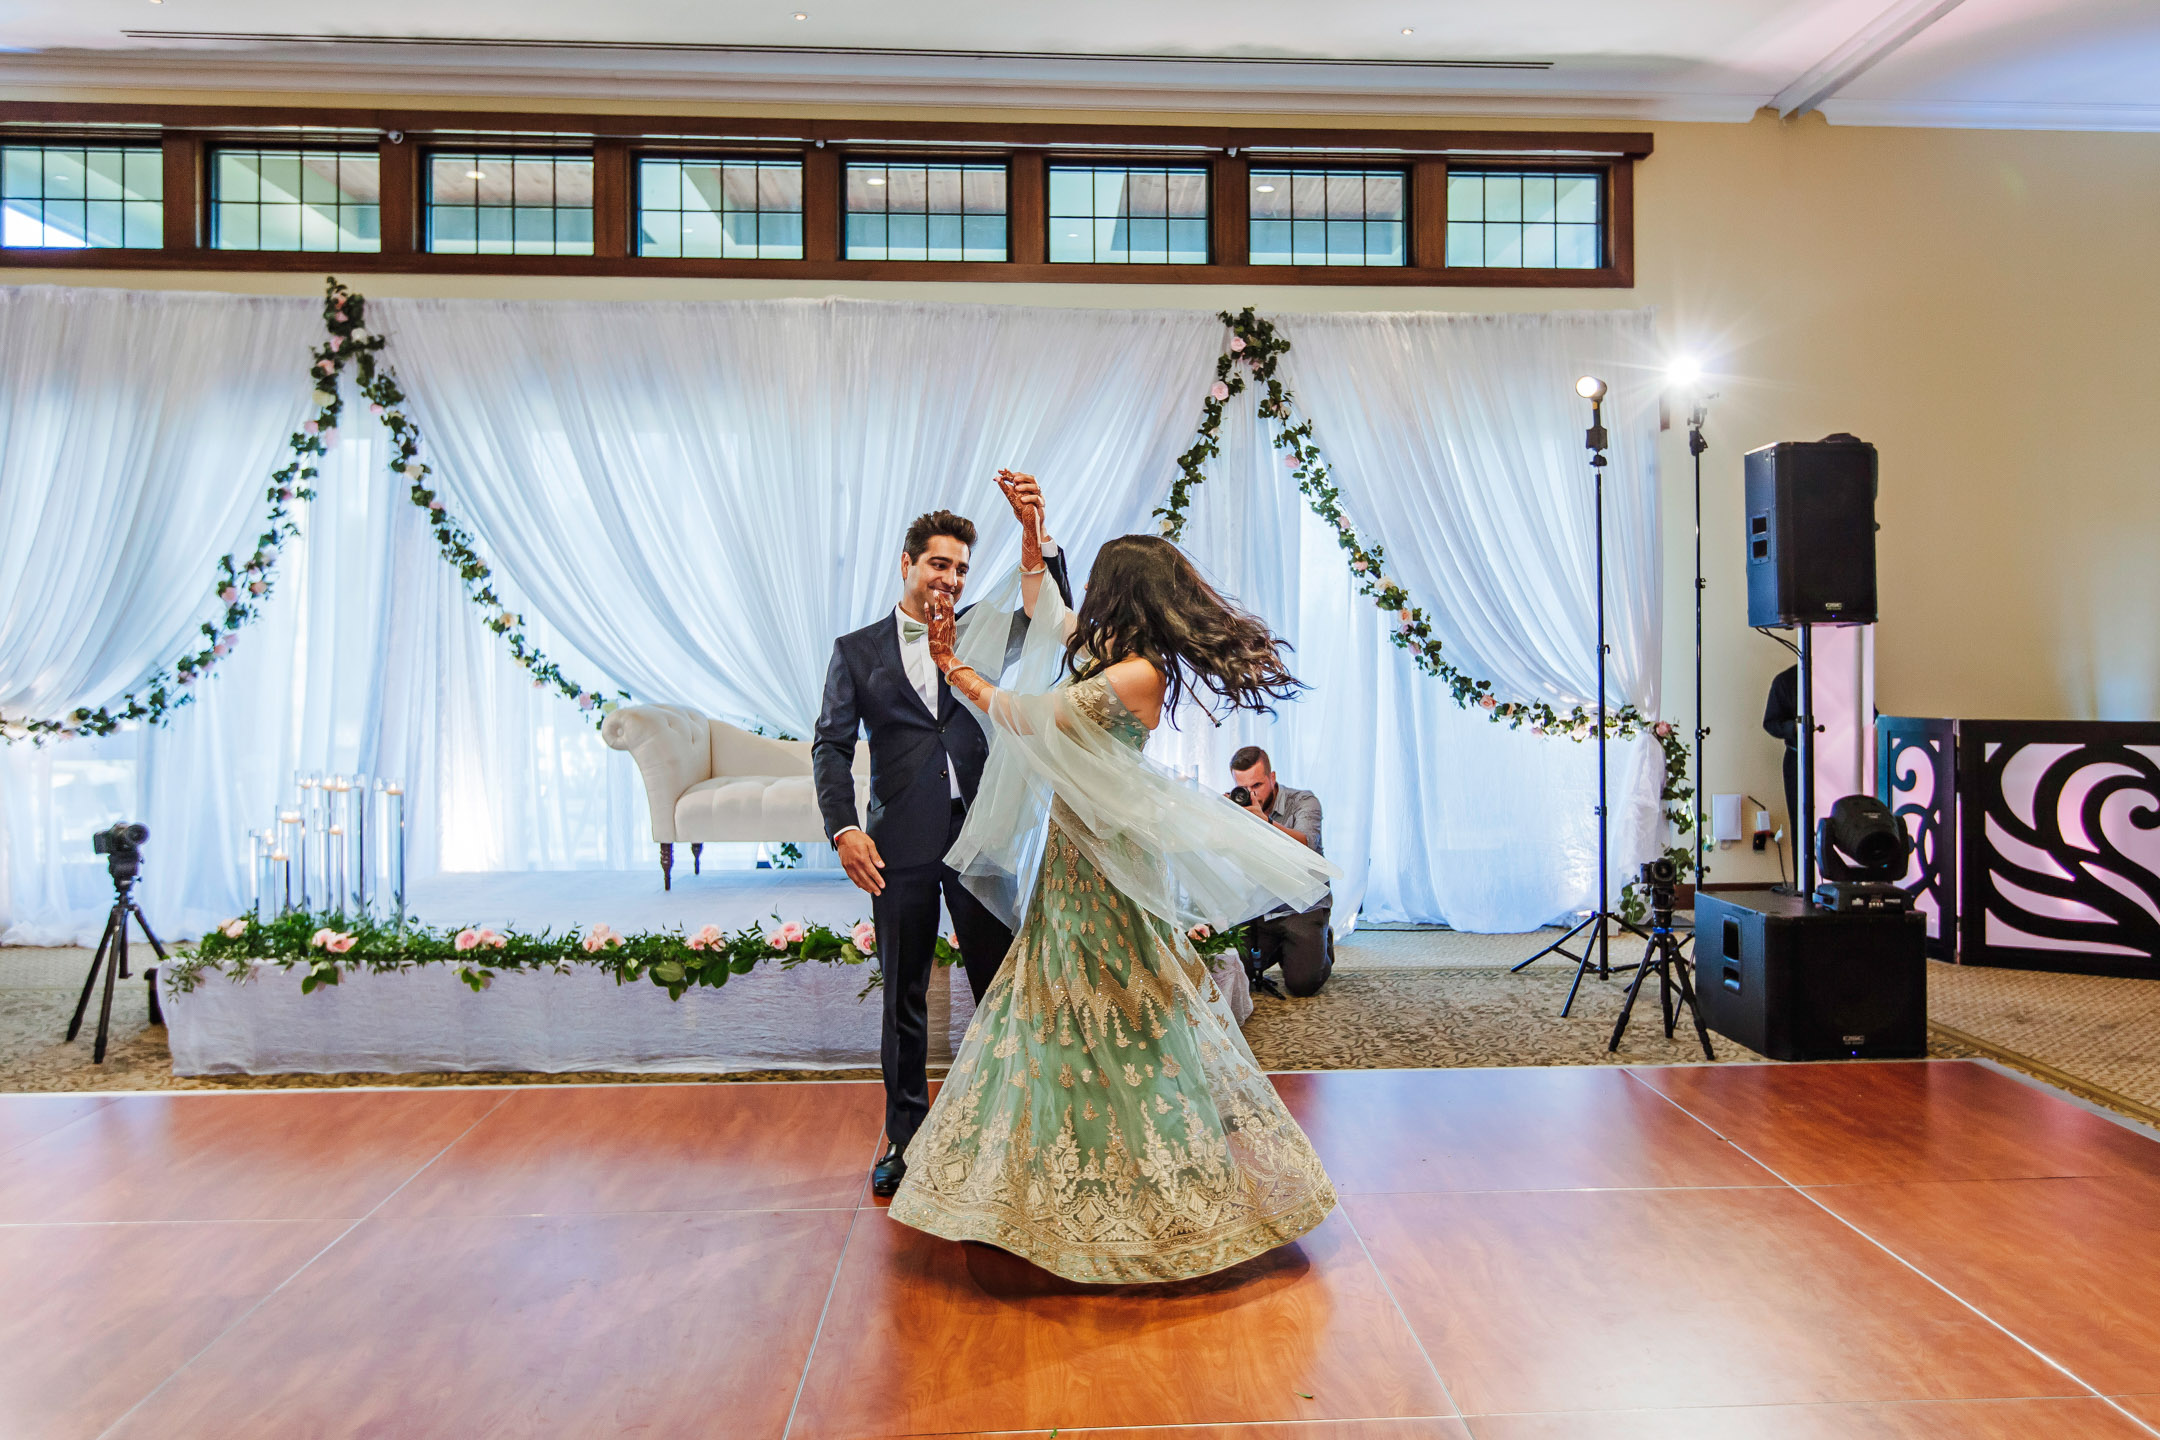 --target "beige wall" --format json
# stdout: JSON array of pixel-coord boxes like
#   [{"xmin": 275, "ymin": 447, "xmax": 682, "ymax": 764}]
[{"xmin": 7, "ymin": 103, "xmax": 2157, "ymax": 884}]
